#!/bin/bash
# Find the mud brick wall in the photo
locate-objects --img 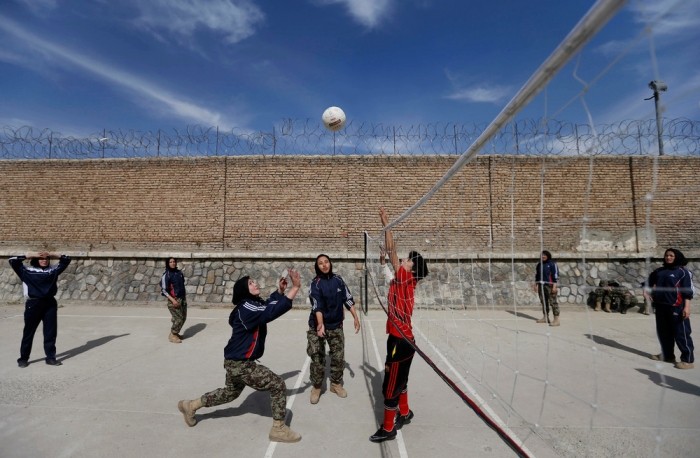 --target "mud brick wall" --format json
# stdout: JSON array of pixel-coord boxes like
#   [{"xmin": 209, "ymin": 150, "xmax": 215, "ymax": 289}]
[{"xmin": 0, "ymin": 155, "xmax": 698, "ymax": 254}]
